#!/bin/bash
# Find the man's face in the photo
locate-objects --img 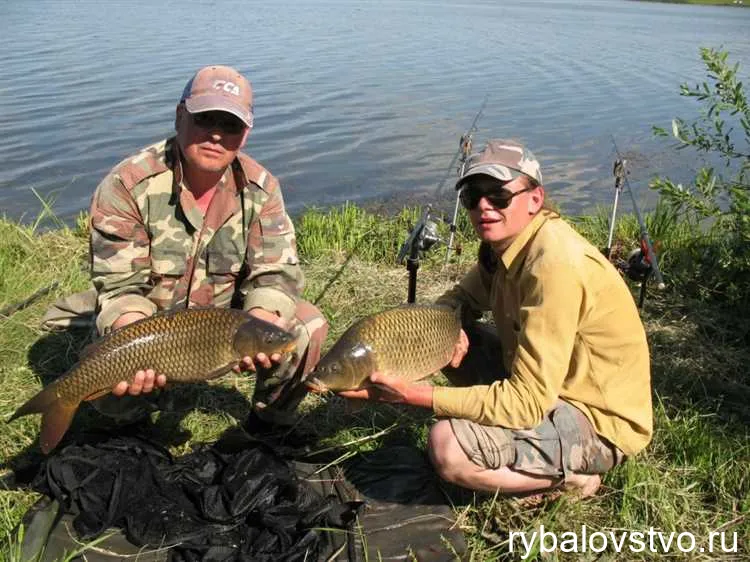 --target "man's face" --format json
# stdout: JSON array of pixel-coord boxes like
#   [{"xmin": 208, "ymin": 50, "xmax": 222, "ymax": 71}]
[
  {"xmin": 461, "ymin": 175, "xmax": 544, "ymax": 248},
  {"xmin": 175, "ymin": 105, "xmax": 249, "ymax": 174}
]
